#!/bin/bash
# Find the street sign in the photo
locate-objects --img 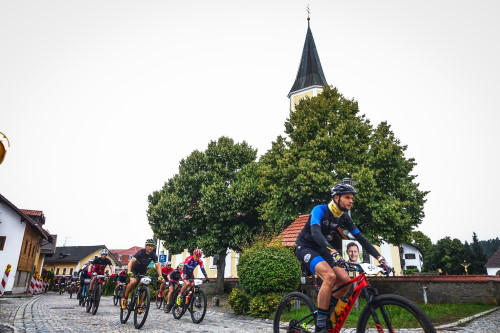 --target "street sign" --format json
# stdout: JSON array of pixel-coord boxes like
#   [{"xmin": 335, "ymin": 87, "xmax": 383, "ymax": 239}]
[{"xmin": 159, "ymin": 254, "xmax": 167, "ymax": 263}]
